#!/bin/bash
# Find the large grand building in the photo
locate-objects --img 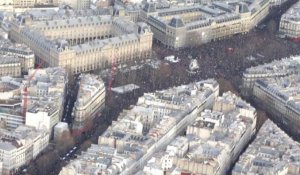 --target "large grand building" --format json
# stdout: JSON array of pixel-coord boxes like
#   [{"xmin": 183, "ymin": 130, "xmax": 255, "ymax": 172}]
[
  {"xmin": 9, "ymin": 15, "xmax": 153, "ymax": 74},
  {"xmin": 279, "ymin": 0, "xmax": 300, "ymax": 41},
  {"xmin": 140, "ymin": 0, "xmax": 270, "ymax": 49}
]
